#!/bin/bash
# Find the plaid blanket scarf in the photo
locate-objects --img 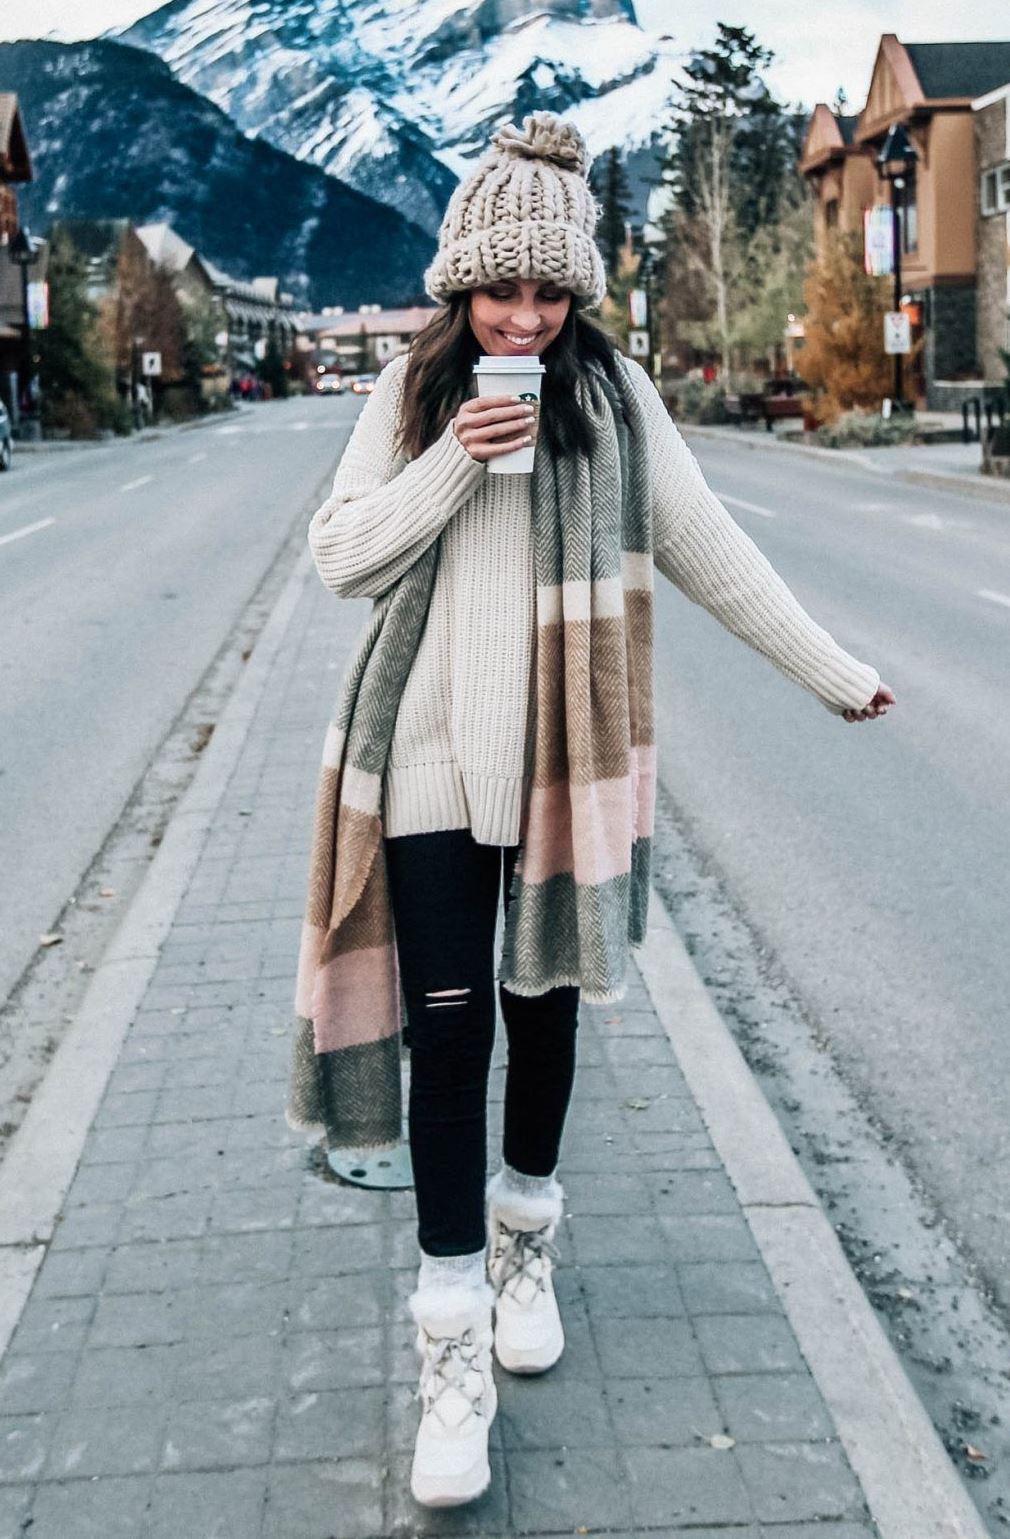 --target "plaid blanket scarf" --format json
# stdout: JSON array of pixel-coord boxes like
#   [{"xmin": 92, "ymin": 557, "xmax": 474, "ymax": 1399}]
[{"xmin": 287, "ymin": 351, "xmax": 655, "ymax": 1149}]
